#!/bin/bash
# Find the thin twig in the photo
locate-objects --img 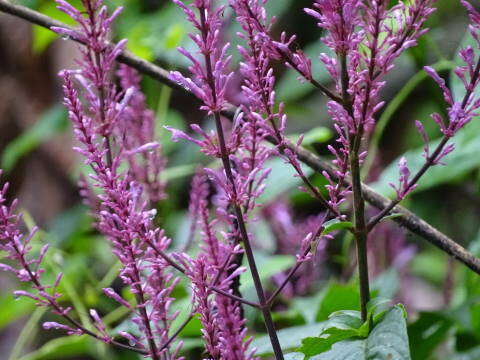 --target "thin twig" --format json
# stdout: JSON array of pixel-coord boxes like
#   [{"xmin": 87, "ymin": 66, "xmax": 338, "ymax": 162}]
[
  {"xmin": 209, "ymin": 285, "xmax": 261, "ymax": 308},
  {"xmin": 266, "ymin": 212, "xmax": 330, "ymax": 306},
  {"xmin": 159, "ymin": 313, "xmax": 195, "ymax": 352},
  {"xmin": 367, "ymin": 55, "xmax": 480, "ymax": 231}
]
